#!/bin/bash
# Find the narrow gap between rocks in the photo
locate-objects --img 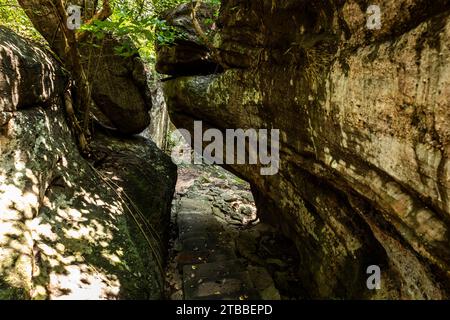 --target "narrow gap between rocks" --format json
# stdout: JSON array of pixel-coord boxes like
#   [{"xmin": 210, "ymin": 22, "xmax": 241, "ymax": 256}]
[{"xmin": 164, "ymin": 164, "xmax": 305, "ymax": 300}]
